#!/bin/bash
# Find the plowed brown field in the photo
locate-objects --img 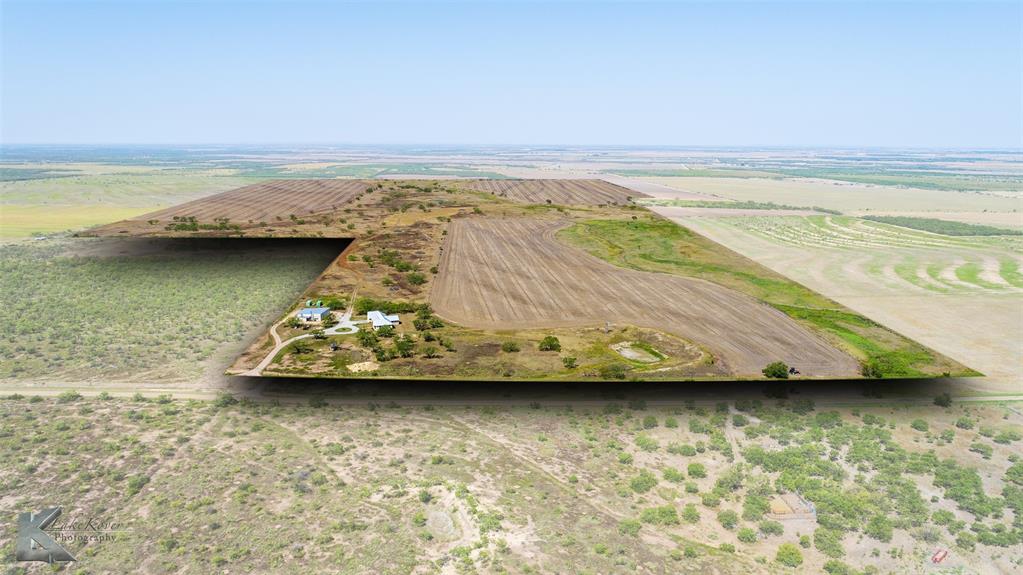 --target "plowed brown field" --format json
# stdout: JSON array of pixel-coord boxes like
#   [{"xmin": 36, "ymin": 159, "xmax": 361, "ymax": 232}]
[
  {"xmin": 430, "ymin": 218, "xmax": 860, "ymax": 377},
  {"xmin": 459, "ymin": 179, "xmax": 645, "ymax": 205},
  {"xmin": 132, "ymin": 179, "xmax": 368, "ymax": 222}
]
